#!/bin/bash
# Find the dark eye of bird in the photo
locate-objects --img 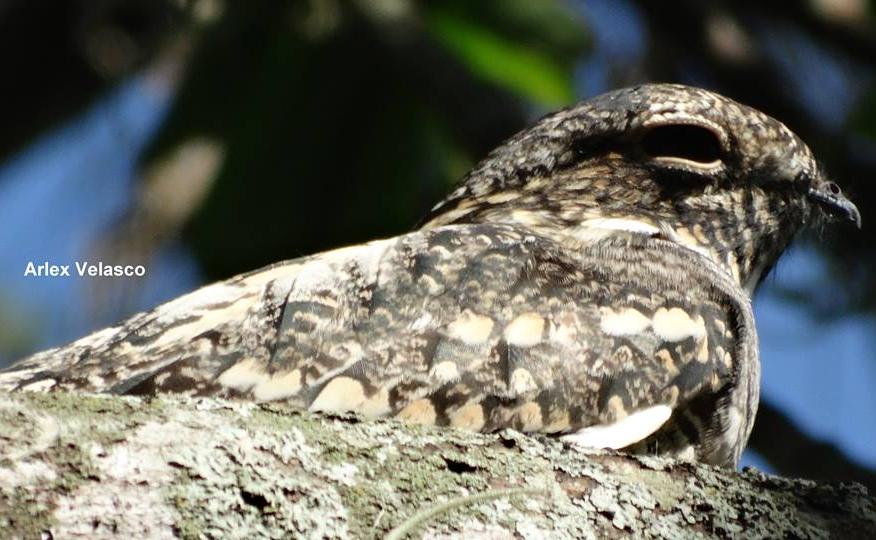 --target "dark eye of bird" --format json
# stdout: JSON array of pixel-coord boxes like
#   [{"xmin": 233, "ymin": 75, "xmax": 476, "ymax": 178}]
[{"xmin": 640, "ymin": 124, "xmax": 723, "ymax": 166}]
